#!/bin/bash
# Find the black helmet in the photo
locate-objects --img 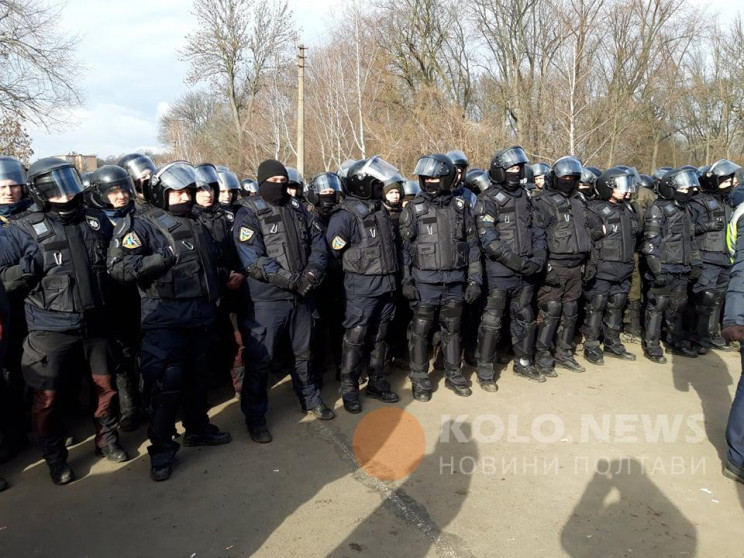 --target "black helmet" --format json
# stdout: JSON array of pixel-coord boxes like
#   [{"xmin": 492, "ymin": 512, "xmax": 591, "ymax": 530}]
[
  {"xmin": 446, "ymin": 150, "xmax": 469, "ymax": 170},
  {"xmin": 596, "ymin": 167, "xmax": 635, "ymax": 201},
  {"xmin": 286, "ymin": 166, "xmax": 305, "ymax": 195},
  {"xmin": 89, "ymin": 165, "xmax": 135, "ymax": 210},
  {"xmin": 0, "ymin": 156, "xmax": 27, "ymax": 190},
  {"xmin": 700, "ymin": 159, "xmax": 741, "ymax": 193},
  {"xmin": 148, "ymin": 161, "xmax": 198, "ymax": 209},
  {"xmin": 240, "ymin": 178, "xmax": 258, "ymax": 197},
  {"xmin": 465, "ymin": 168, "xmax": 491, "ymax": 194},
  {"xmin": 489, "ymin": 146, "xmax": 529, "ymax": 183},
  {"xmin": 27, "ymin": 157, "xmax": 83, "ymax": 211},
  {"xmin": 346, "ymin": 156, "xmax": 403, "ymax": 200},
  {"xmin": 194, "ymin": 164, "xmax": 220, "ymax": 191},
  {"xmin": 307, "ymin": 172, "xmax": 343, "ymax": 210},
  {"xmin": 578, "ymin": 166, "xmax": 598, "ymax": 199},
  {"xmin": 638, "ymin": 174, "xmax": 654, "ymax": 191},
  {"xmin": 652, "ymin": 166, "xmax": 673, "ymax": 193},
  {"xmin": 523, "ymin": 164, "xmax": 536, "ymax": 190},
  {"xmin": 403, "ymin": 179, "xmax": 421, "ymax": 199},
  {"xmin": 414, "ymin": 153, "xmax": 458, "ymax": 194},
  {"xmin": 458, "ymin": 187, "xmax": 477, "ymax": 208},
  {"xmin": 547, "ymin": 156, "xmax": 582, "ymax": 194},
  {"xmin": 585, "ymin": 165, "xmax": 602, "ymax": 177},
  {"xmin": 118, "ymin": 153, "xmax": 156, "ymax": 197},
  {"xmin": 530, "ymin": 162, "xmax": 551, "ymax": 178},
  {"xmin": 80, "ymin": 172, "xmax": 93, "ymax": 190},
  {"xmin": 658, "ymin": 167, "xmax": 699, "ymax": 202}
]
